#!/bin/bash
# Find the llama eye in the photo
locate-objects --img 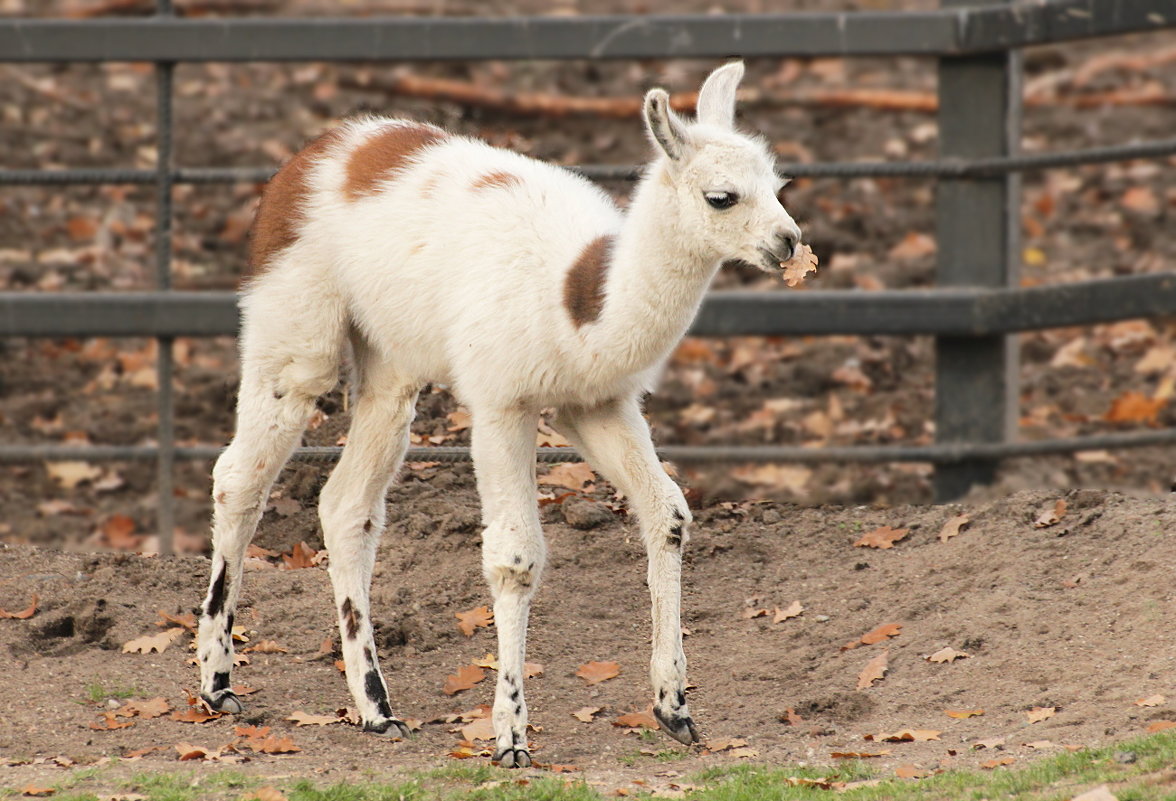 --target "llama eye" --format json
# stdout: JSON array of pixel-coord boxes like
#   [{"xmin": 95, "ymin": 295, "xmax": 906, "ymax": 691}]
[{"xmin": 704, "ymin": 191, "xmax": 738, "ymax": 210}]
